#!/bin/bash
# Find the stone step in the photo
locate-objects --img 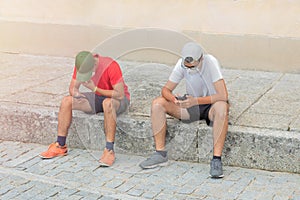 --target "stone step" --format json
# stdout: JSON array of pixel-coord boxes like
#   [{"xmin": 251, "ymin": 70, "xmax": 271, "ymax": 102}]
[{"xmin": 1, "ymin": 102, "xmax": 299, "ymax": 173}]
